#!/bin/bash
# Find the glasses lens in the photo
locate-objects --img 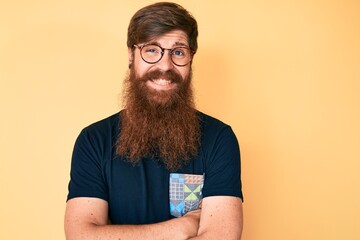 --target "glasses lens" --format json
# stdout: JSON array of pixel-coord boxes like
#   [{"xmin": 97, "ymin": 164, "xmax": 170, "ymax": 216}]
[
  {"xmin": 171, "ymin": 47, "xmax": 192, "ymax": 66},
  {"xmin": 139, "ymin": 44, "xmax": 193, "ymax": 66},
  {"xmin": 141, "ymin": 45, "xmax": 162, "ymax": 63}
]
